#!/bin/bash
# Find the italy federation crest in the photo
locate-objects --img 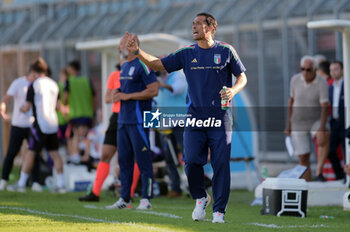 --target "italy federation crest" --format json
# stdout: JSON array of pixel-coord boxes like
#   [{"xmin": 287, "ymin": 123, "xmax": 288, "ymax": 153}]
[
  {"xmin": 128, "ymin": 66, "xmax": 135, "ymax": 76},
  {"xmin": 214, "ymin": 54, "xmax": 221, "ymax": 64}
]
